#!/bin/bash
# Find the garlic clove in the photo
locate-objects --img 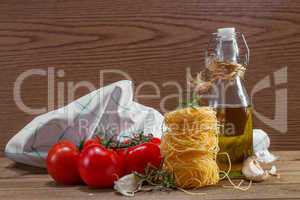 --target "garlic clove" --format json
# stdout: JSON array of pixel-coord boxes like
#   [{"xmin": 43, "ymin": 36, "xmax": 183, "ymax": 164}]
[
  {"xmin": 269, "ymin": 165, "xmax": 276, "ymax": 175},
  {"xmin": 242, "ymin": 156, "xmax": 269, "ymax": 182},
  {"xmin": 114, "ymin": 173, "xmax": 144, "ymax": 197},
  {"xmin": 268, "ymin": 165, "xmax": 280, "ymax": 178}
]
